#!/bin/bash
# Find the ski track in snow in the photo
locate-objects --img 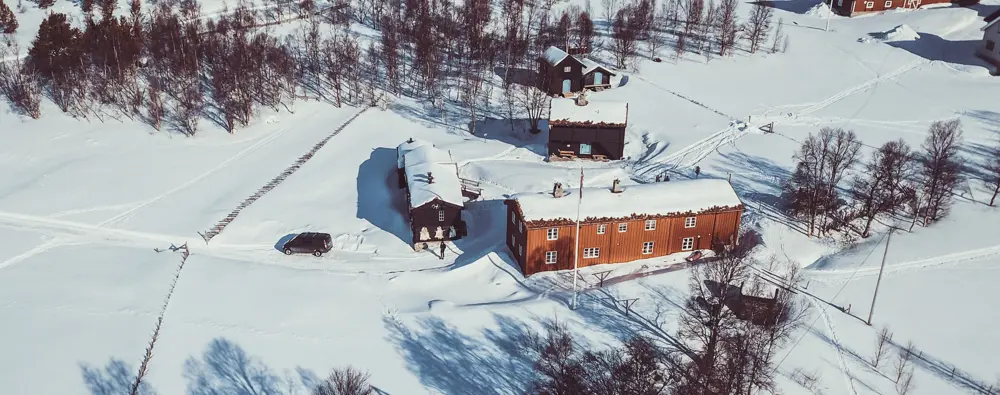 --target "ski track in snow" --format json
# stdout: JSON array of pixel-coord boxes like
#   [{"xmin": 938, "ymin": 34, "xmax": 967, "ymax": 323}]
[
  {"xmin": 812, "ymin": 298, "xmax": 861, "ymax": 395},
  {"xmin": 806, "ymin": 243, "xmax": 1000, "ymax": 281}
]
